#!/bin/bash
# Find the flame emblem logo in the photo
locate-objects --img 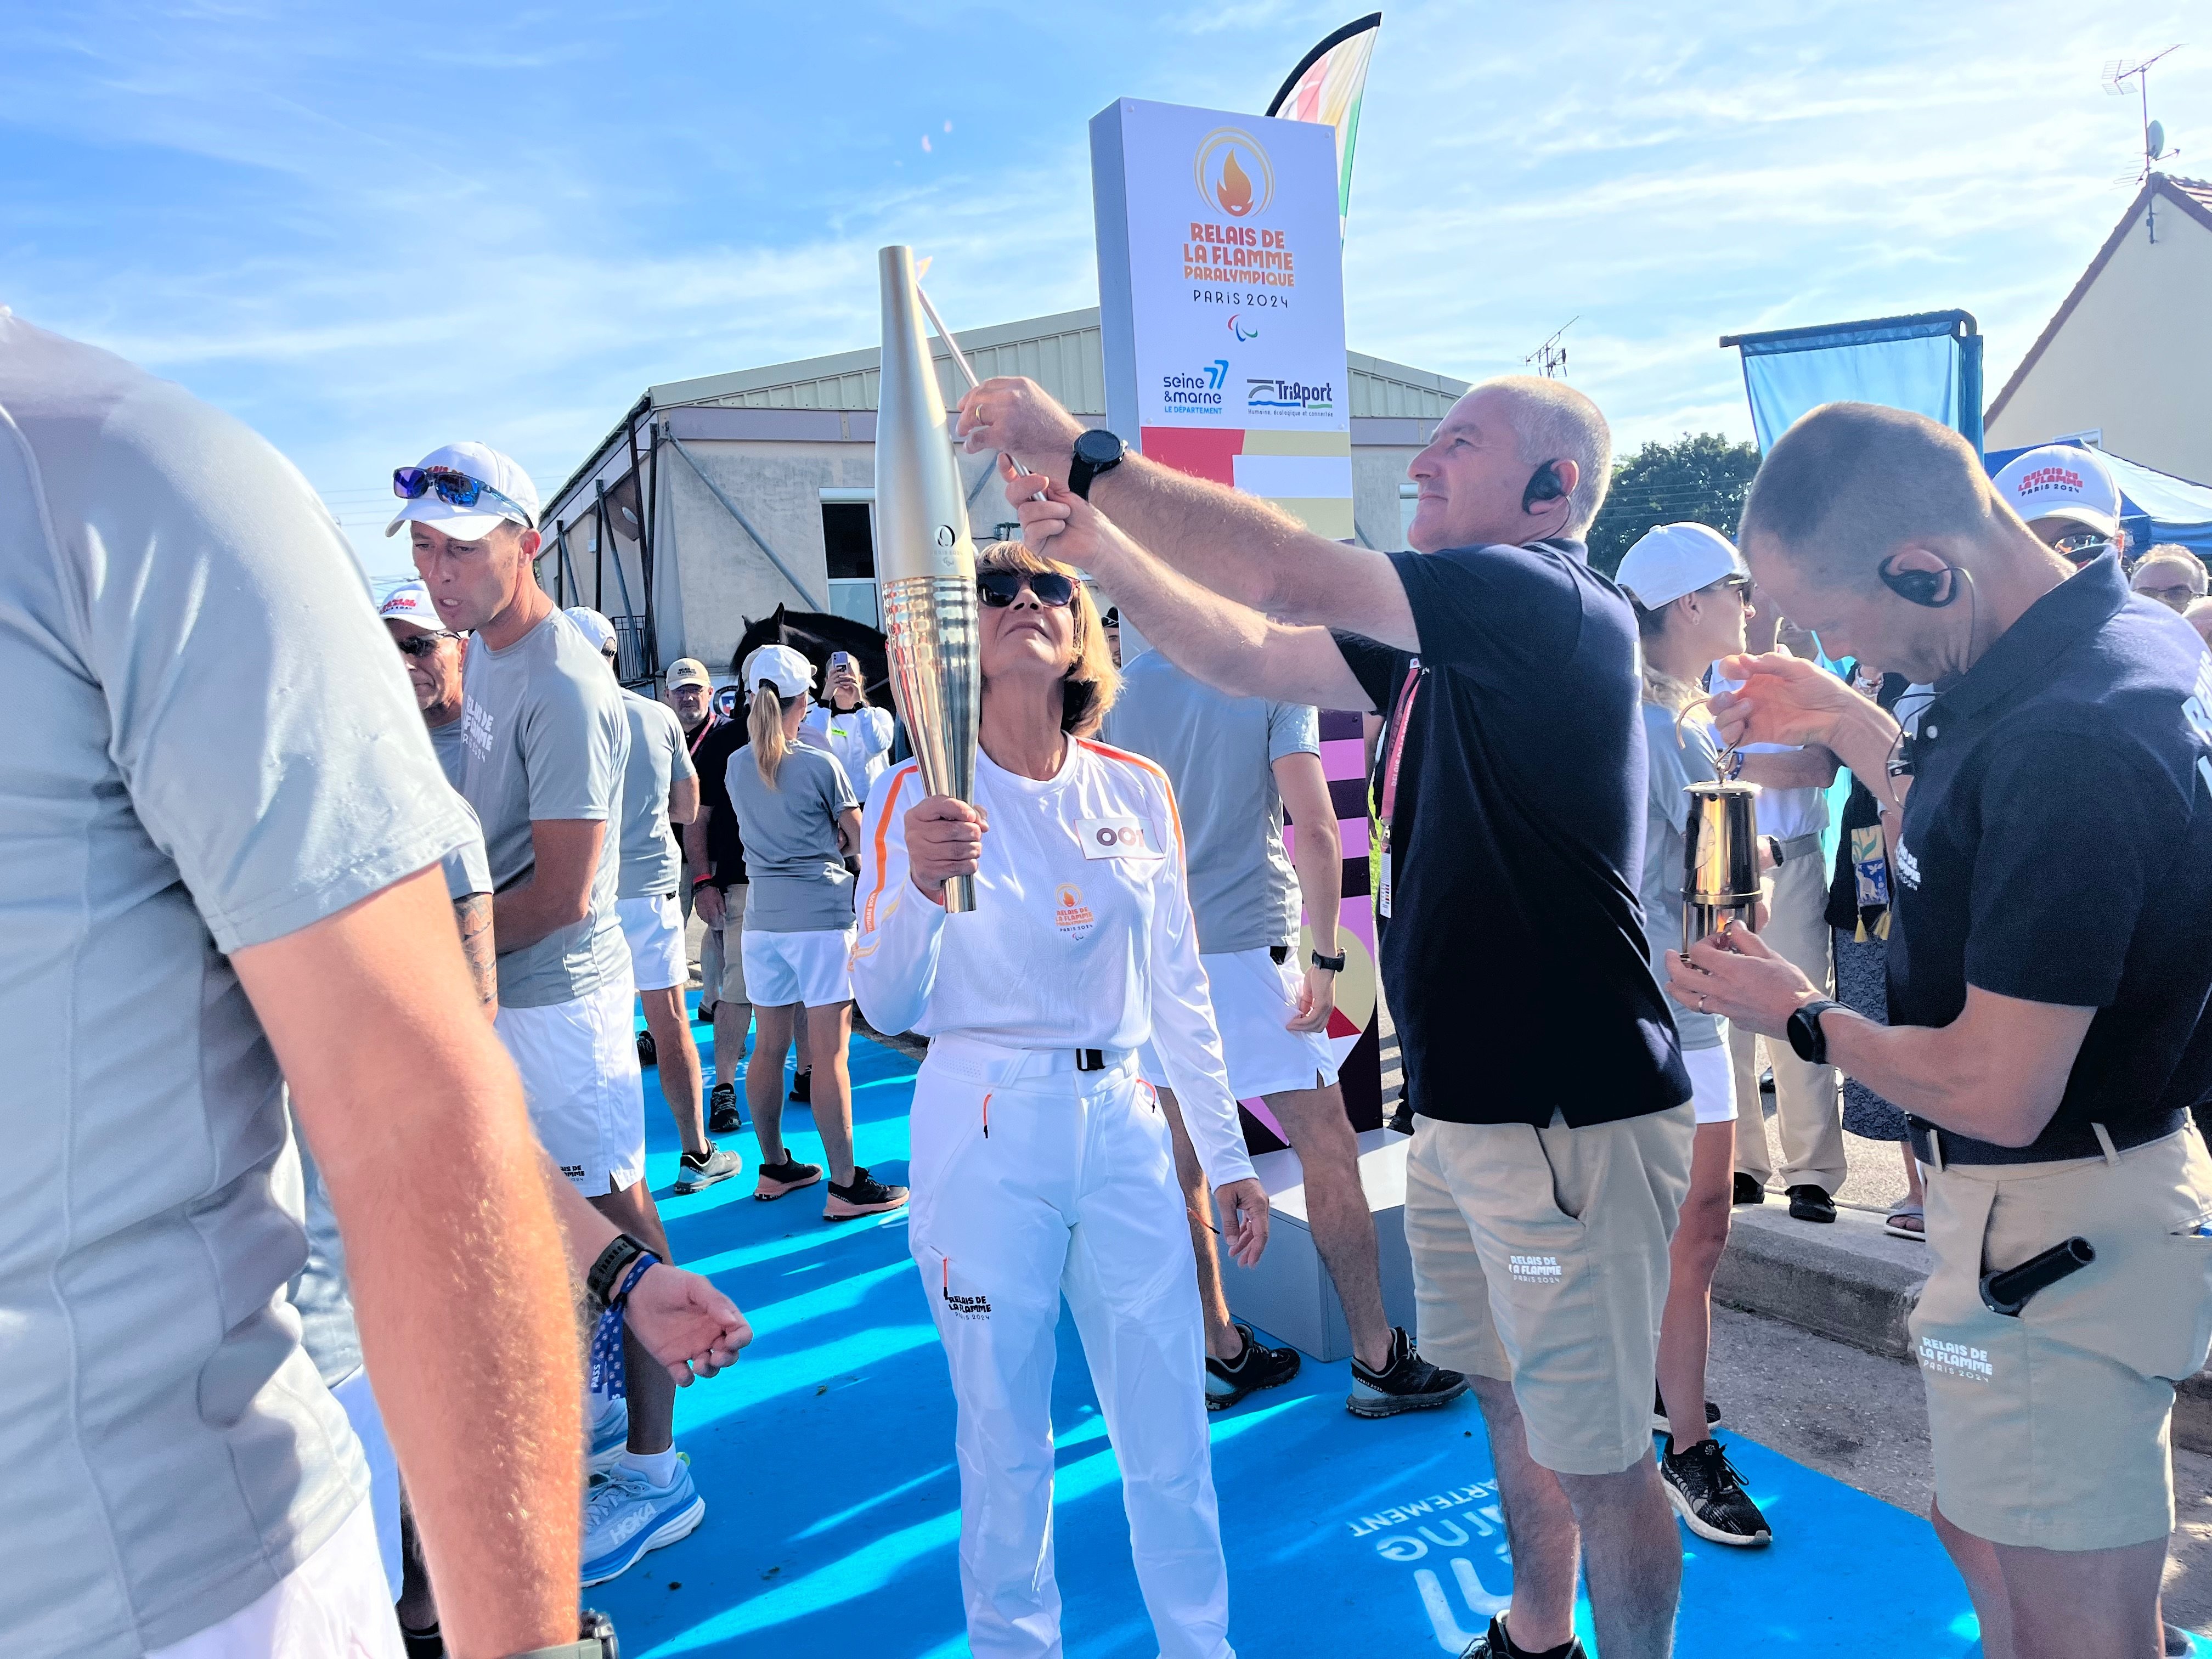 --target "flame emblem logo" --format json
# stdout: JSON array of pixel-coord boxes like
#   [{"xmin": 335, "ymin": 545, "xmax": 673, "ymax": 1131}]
[{"xmin": 1192, "ymin": 127, "xmax": 1274, "ymax": 220}]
